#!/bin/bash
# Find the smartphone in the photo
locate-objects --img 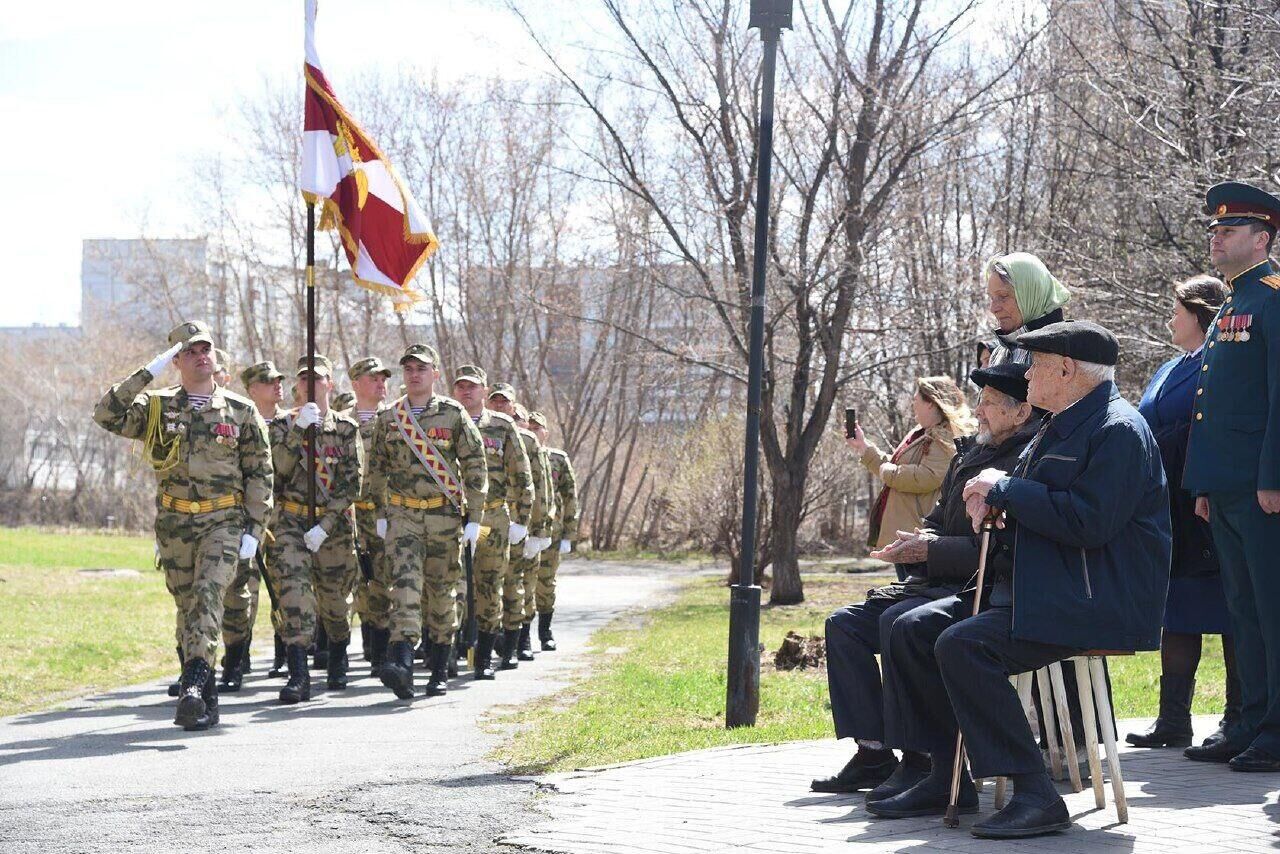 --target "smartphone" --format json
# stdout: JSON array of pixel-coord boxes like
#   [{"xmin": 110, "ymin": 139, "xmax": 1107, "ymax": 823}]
[{"xmin": 844, "ymin": 407, "xmax": 858, "ymax": 438}]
